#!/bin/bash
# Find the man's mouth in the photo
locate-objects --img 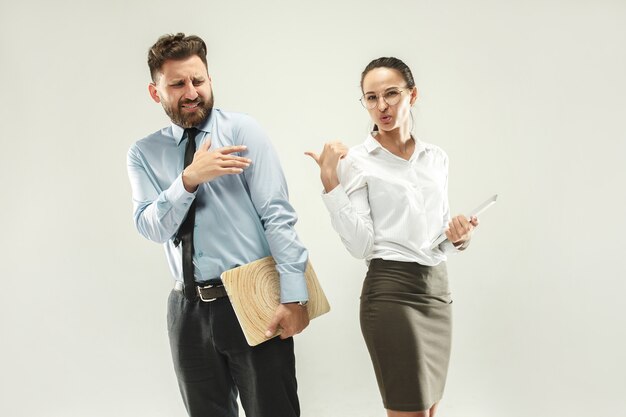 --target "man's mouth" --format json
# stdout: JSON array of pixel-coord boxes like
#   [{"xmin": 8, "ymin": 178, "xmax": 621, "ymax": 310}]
[{"xmin": 181, "ymin": 101, "xmax": 201, "ymax": 111}]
